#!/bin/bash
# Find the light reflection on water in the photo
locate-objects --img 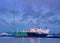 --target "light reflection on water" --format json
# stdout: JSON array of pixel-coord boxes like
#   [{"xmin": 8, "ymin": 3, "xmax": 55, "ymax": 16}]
[{"xmin": 0, "ymin": 37, "xmax": 60, "ymax": 43}]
